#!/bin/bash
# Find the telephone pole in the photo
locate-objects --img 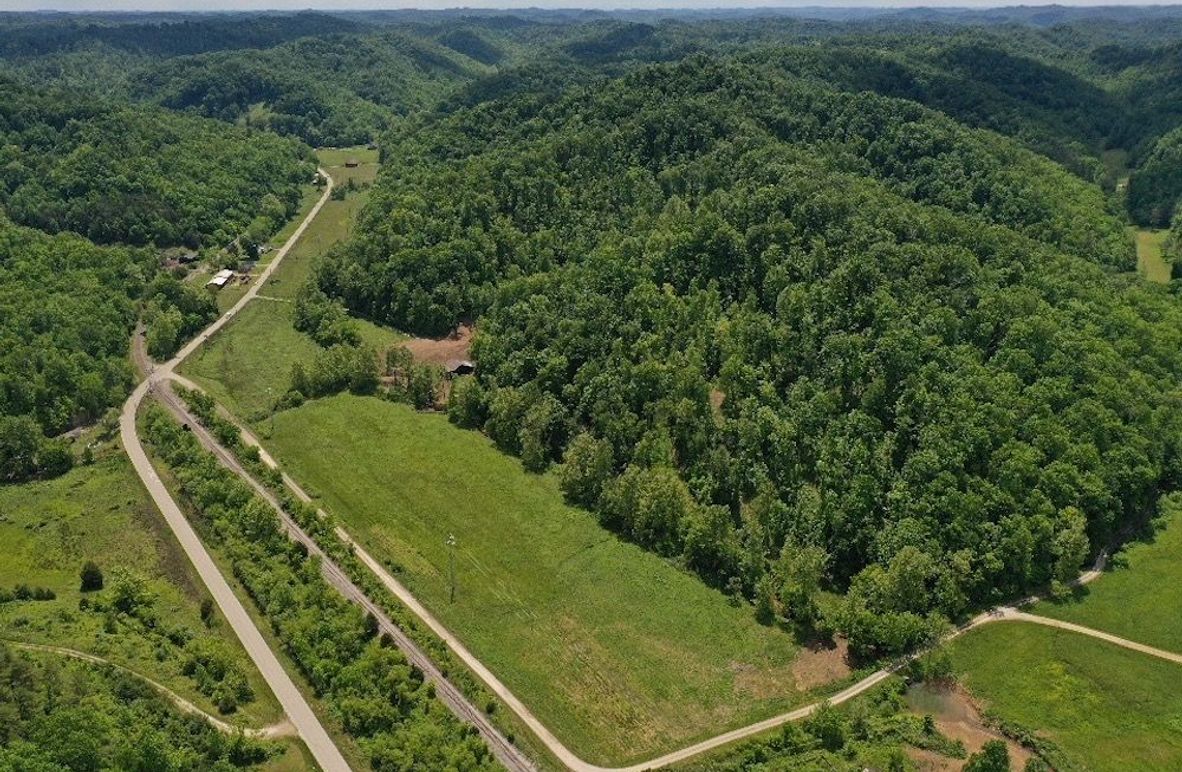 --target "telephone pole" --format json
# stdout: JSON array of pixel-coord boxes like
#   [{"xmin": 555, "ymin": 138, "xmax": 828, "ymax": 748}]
[{"xmin": 447, "ymin": 533, "xmax": 457, "ymax": 604}]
